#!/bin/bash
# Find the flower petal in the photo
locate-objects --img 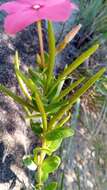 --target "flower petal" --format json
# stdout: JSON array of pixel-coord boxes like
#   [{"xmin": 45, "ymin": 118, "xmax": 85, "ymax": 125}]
[
  {"xmin": 45, "ymin": 0, "xmax": 77, "ymax": 9},
  {"xmin": 39, "ymin": 0, "xmax": 76, "ymax": 21},
  {"xmin": 17, "ymin": 0, "xmax": 45, "ymax": 5},
  {"xmin": 0, "ymin": 1, "xmax": 30, "ymax": 14},
  {"xmin": 4, "ymin": 9, "xmax": 39, "ymax": 34},
  {"xmin": 45, "ymin": 0, "xmax": 70, "ymax": 6},
  {"xmin": 16, "ymin": 0, "xmax": 36, "ymax": 4}
]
